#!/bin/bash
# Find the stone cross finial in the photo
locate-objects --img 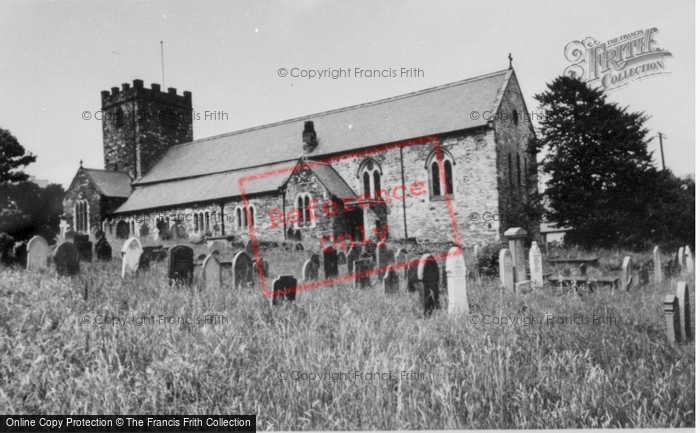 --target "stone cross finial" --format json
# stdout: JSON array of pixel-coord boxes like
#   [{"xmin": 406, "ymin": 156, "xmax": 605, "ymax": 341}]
[
  {"xmin": 508, "ymin": 53, "xmax": 513, "ymax": 69},
  {"xmin": 79, "ymin": 159, "xmax": 83, "ymax": 167}
]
